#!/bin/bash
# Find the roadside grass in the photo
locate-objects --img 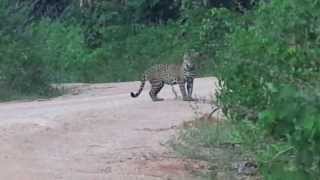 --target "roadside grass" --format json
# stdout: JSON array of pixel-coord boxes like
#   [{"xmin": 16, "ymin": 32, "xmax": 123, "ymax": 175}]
[
  {"xmin": 171, "ymin": 108, "xmax": 309, "ymax": 180},
  {"xmin": 171, "ymin": 116, "xmax": 256, "ymax": 179},
  {"xmin": 0, "ymin": 84, "xmax": 62, "ymax": 102}
]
